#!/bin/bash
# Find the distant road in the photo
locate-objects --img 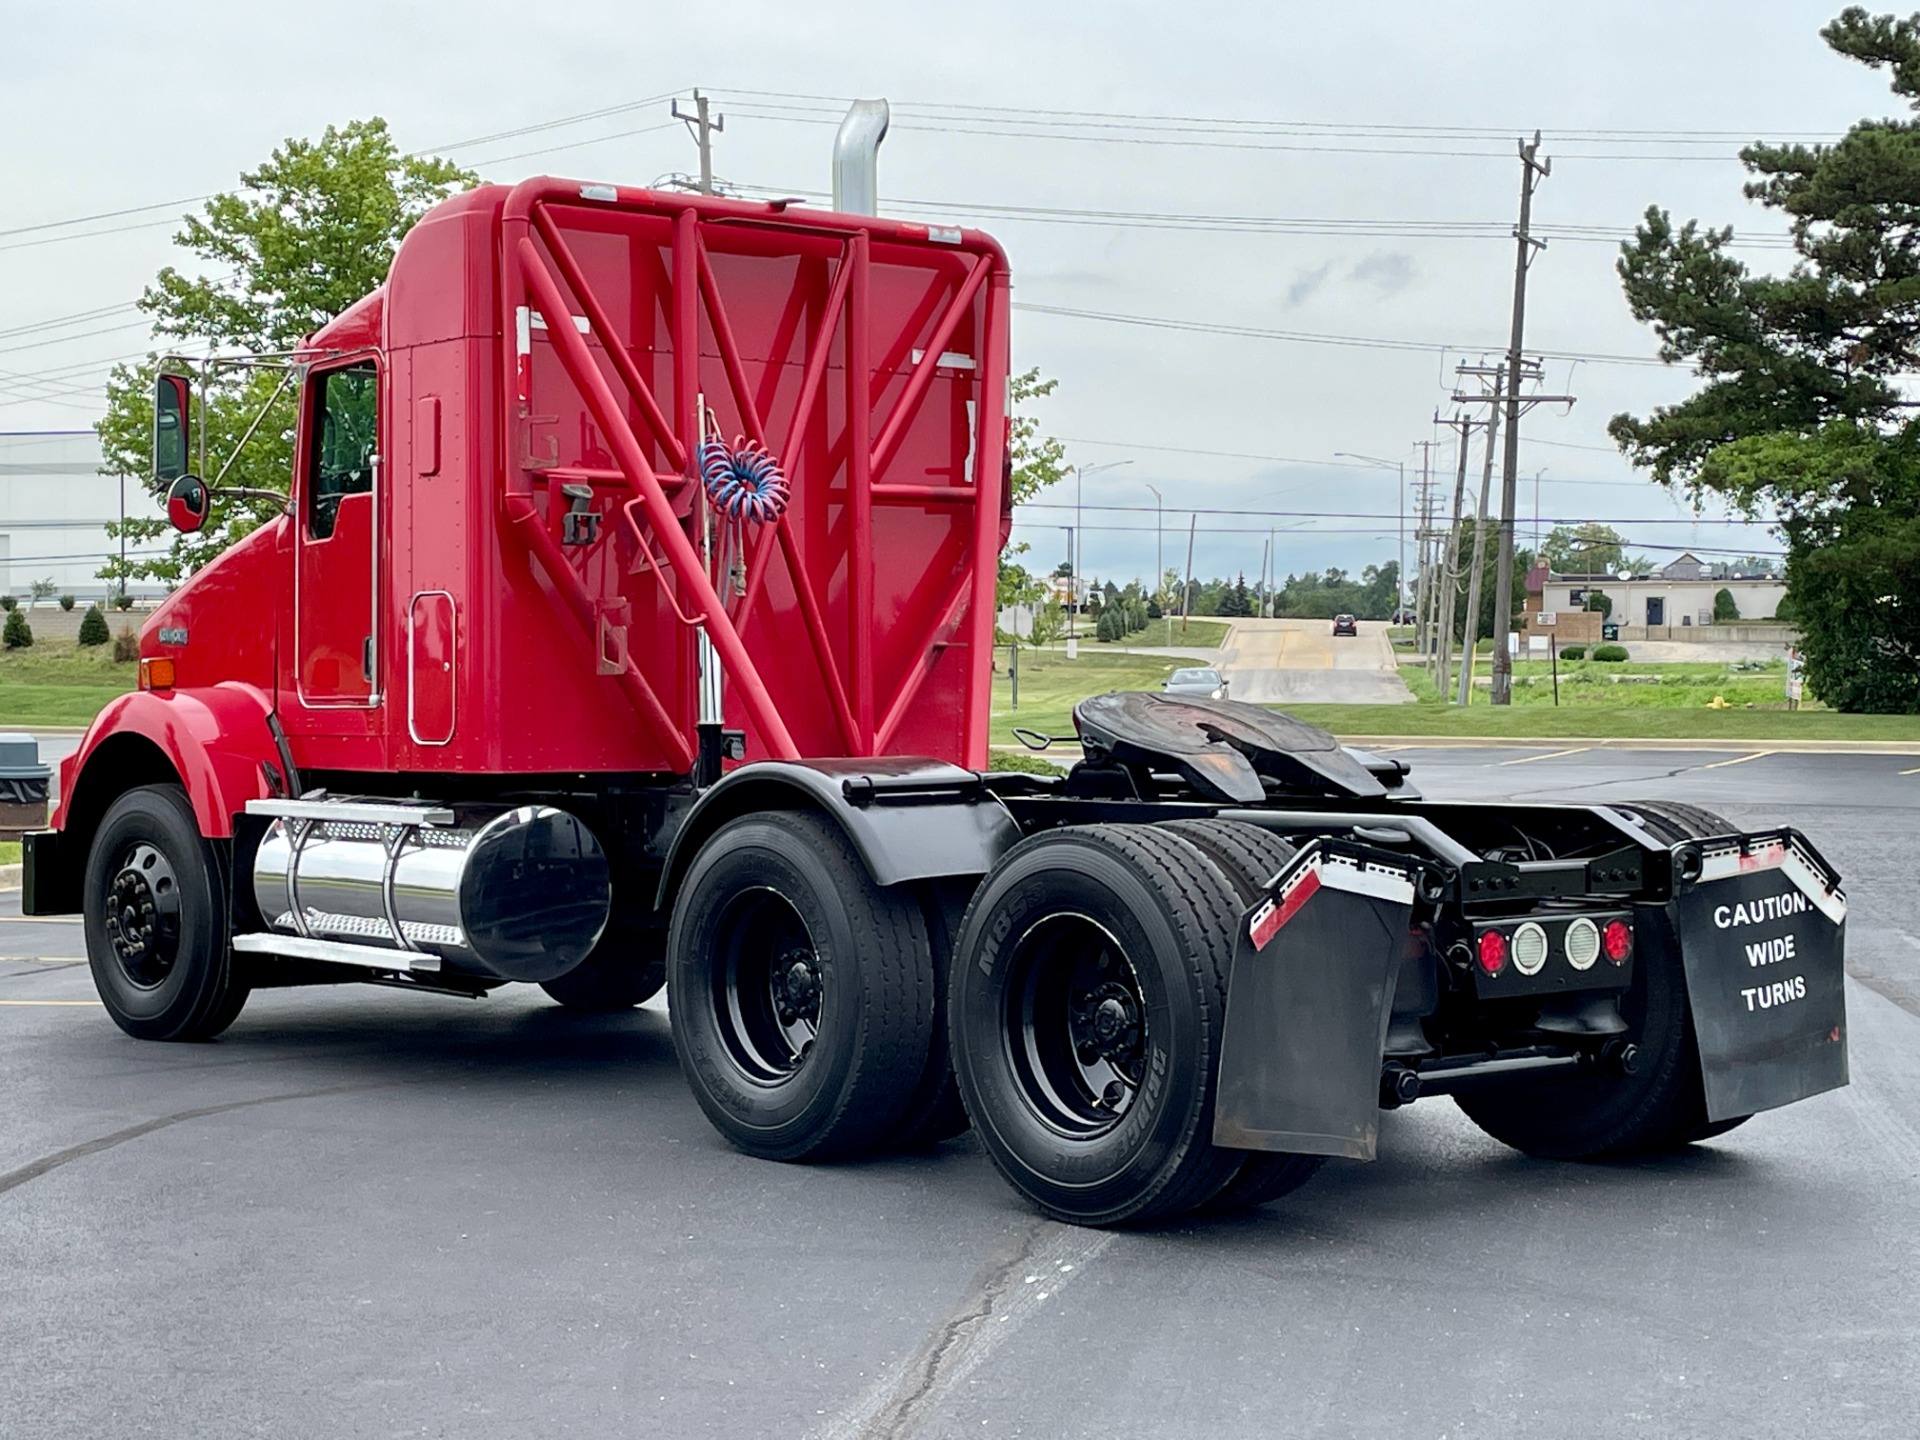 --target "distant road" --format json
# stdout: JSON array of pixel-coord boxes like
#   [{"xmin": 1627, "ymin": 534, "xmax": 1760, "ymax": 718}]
[{"xmin": 1217, "ymin": 618, "xmax": 1414, "ymax": 705}]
